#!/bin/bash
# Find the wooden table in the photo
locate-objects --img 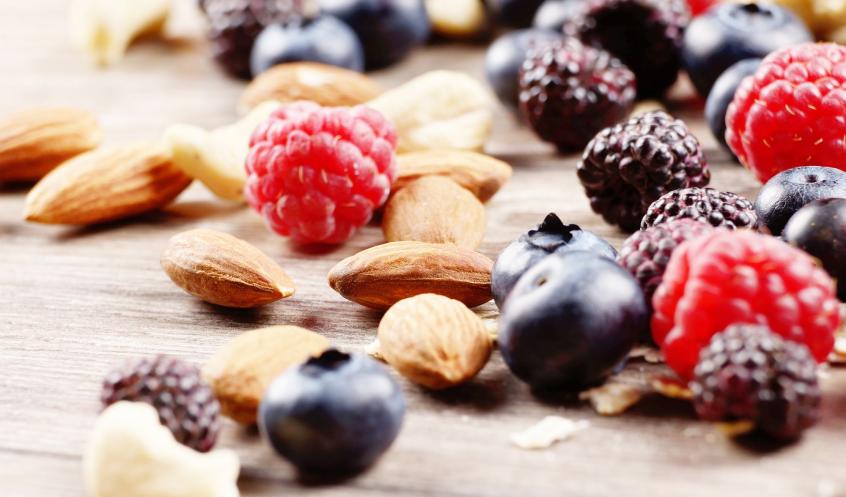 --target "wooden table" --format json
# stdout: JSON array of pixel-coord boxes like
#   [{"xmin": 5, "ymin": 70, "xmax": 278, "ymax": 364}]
[{"xmin": 3, "ymin": 2, "xmax": 845, "ymax": 496}]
